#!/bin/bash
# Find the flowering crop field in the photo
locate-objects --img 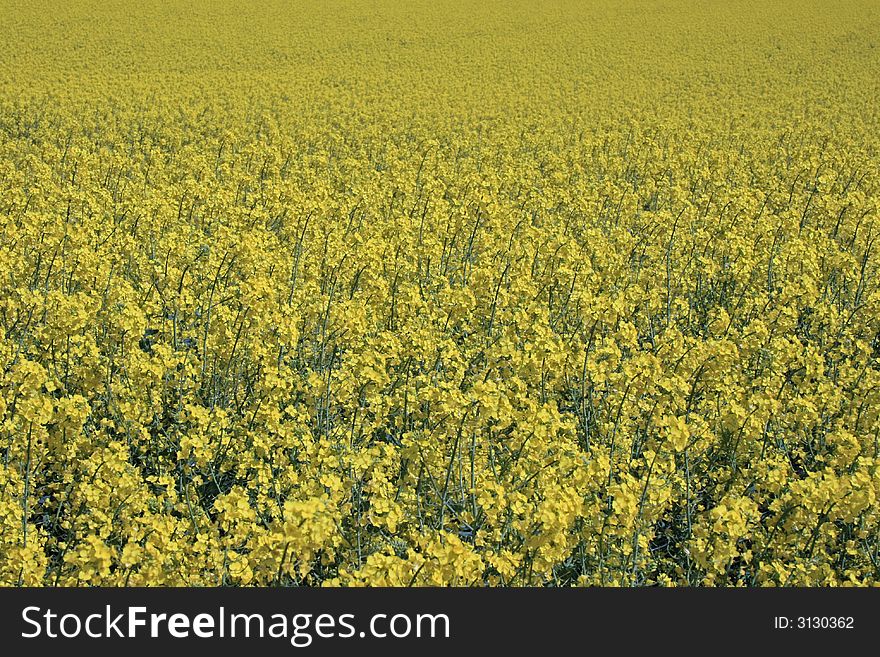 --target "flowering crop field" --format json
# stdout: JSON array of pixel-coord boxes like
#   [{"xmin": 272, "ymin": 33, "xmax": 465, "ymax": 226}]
[{"xmin": 1, "ymin": 0, "xmax": 879, "ymax": 587}]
